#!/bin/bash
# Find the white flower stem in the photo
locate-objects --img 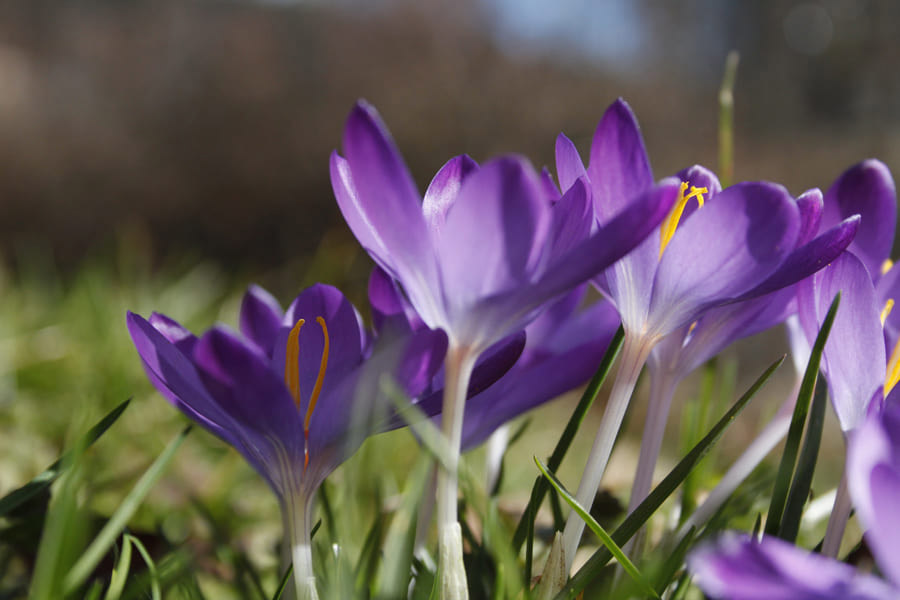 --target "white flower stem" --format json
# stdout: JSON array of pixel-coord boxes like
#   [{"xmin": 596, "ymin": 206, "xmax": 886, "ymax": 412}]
[
  {"xmin": 679, "ymin": 394, "xmax": 795, "ymax": 537},
  {"xmin": 485, "ymin": 423, "xmax": 510, "ymax": 494},
  {"xmin": 560, "ymin": 333, "xmax": 654, "ymax": 572},
  {"xmin": 622, "ymin": 368, "xmax": 678, "ymax": 558},
  {"xmin": 628, "ymin": 369, "xmax": 678, "ymax": 514},
  {"xmin": 282, "ymin": 490, "xmax": 319, "ymax": 600},
  {"xmin": 822, "ymin": 469, "xmax": 851, "ymax": 558},
  {"xmin": 436, "ymin": 343, "xmax": 477, "ymax": 600}
]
